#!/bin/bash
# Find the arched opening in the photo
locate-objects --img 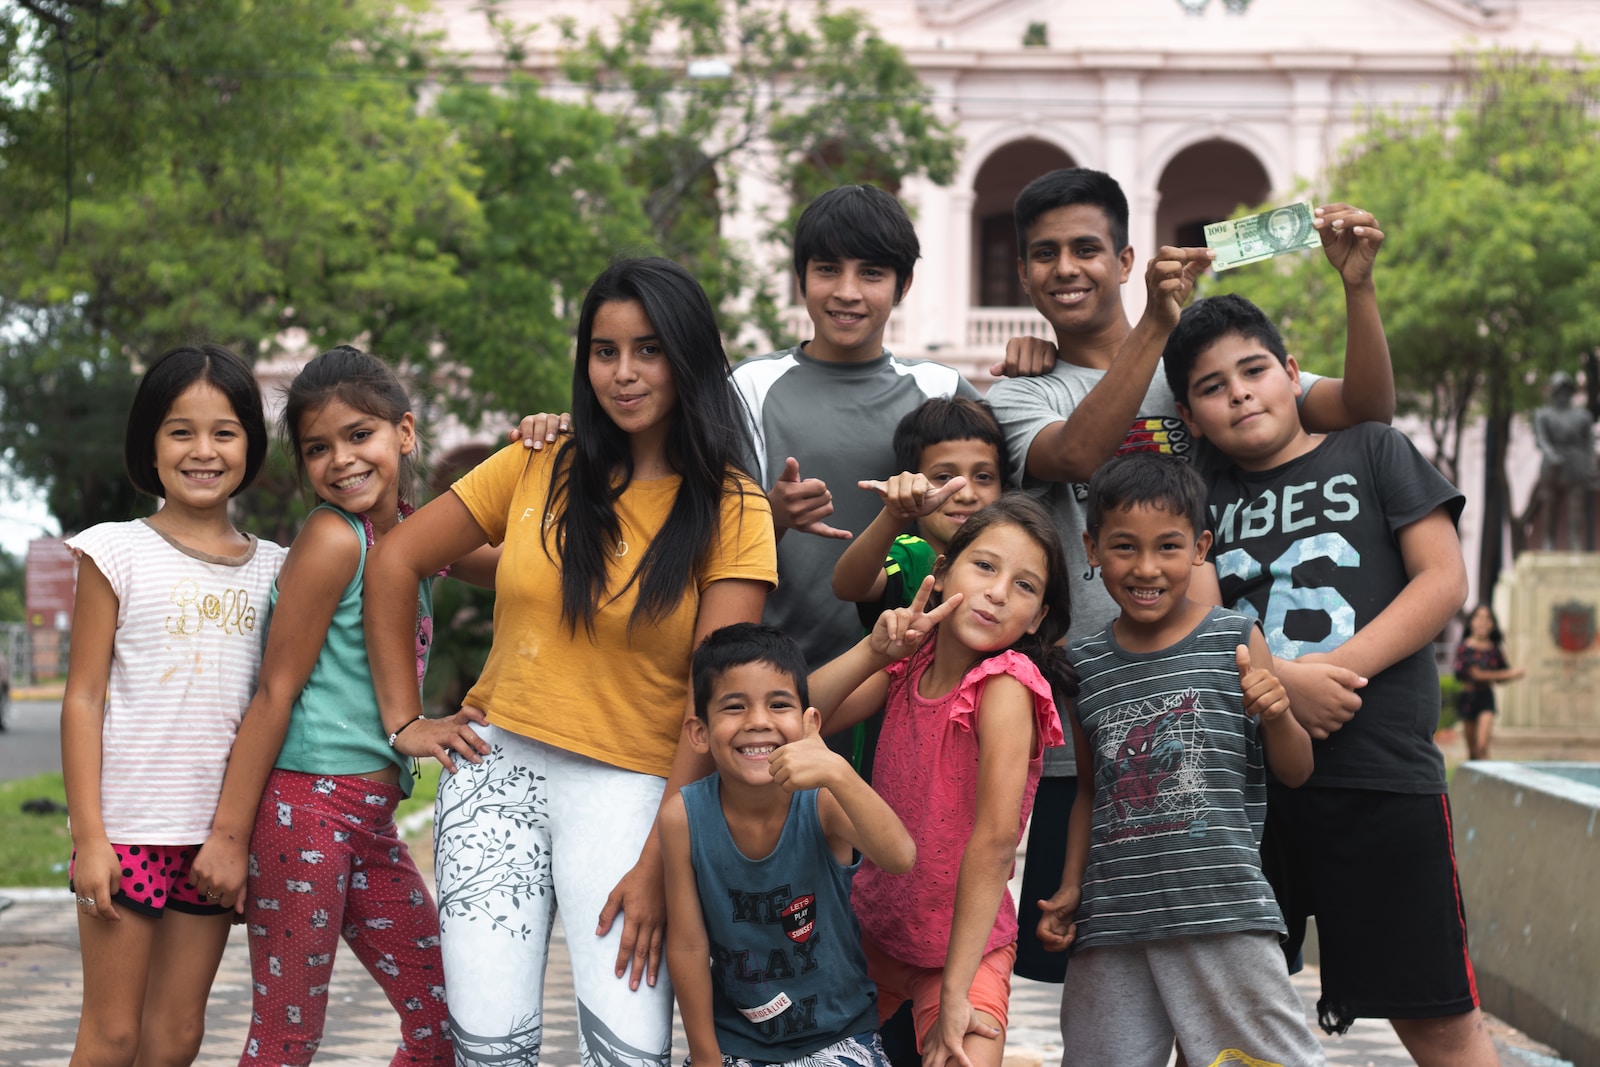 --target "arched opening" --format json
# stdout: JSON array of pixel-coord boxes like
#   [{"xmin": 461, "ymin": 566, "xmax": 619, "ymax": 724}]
[
  {"xmin": 970, "ymin": 139, "xmax": 1076, "ymax": 307},
  {"xmin": 1154, "ymin": 140, "xmax": 1271, "ymax": 249}
]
